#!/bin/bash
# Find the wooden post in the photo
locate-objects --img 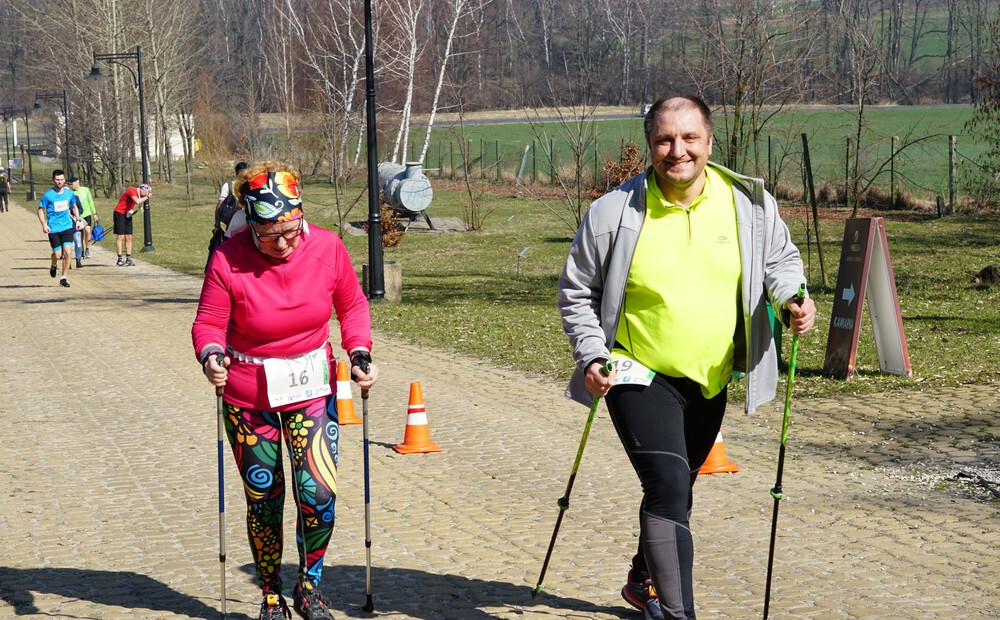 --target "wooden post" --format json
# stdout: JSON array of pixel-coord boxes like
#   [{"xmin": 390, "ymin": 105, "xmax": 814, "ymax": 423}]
[
  {"xmin": 450, "ymin": 141, "xmax": 454, "ymax": 180},
  {"xmin": 549, "ymin": 137, "xmax": 555, "ymax": 184},
  {"xmin": 890, "ymin": 135, "xmax": 898, "ymax": 208},
  {"xmin": 594, "ymin": 125, "xmax": 600, "ymax": 185},
  {"xmin": 767, "ymin": 135, "xmax": 773, "ymax": 193},
  {"xmin": 480, "ymin": 139, "xmax": 484, "ymax": 180},
  {"xmin": 845, "ymin": 136, "xmax": 852, "ymax": 208},
  {"xmin": 496, "ymin": 140, "xmax": 501, "ymax": 182},
  {"xmin": 532, "ymin": 139, "xmax": 537, "ymax": 184},
  {"xmin": 948, "ymin": 135, "xmax": 956, "ymax": 214},
  {"xmin": 801, "ymin": 133, "xmax": 828, "ymax": 287}
]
